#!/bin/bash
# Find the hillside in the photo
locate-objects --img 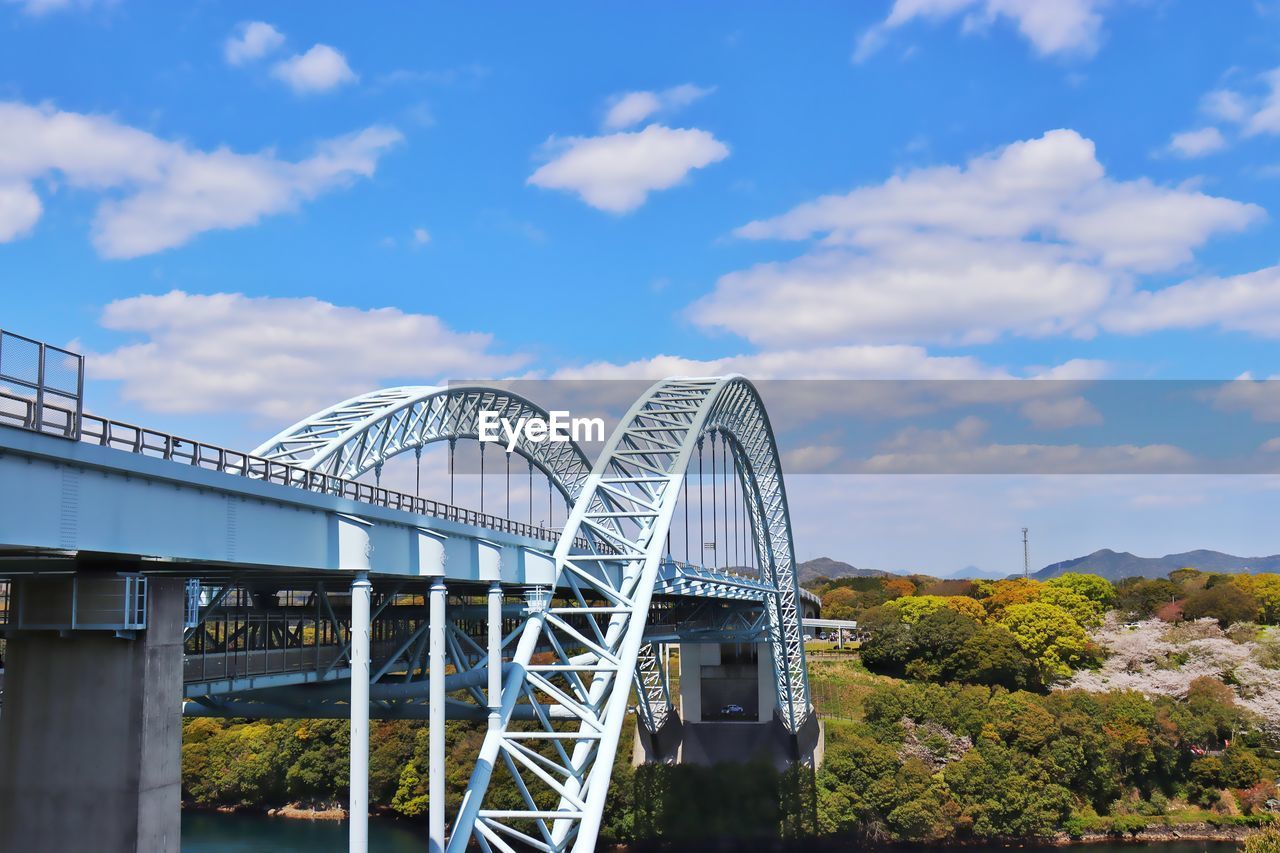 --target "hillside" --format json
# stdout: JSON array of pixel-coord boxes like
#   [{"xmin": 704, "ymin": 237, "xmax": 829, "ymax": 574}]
[
  {"xmin": 798, "ymin": 557, "xmax": 889, "ymax": 583},
  {"xmin": 1032, "ymin": 548, "xmax": 1280, "ymax": 581}
]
